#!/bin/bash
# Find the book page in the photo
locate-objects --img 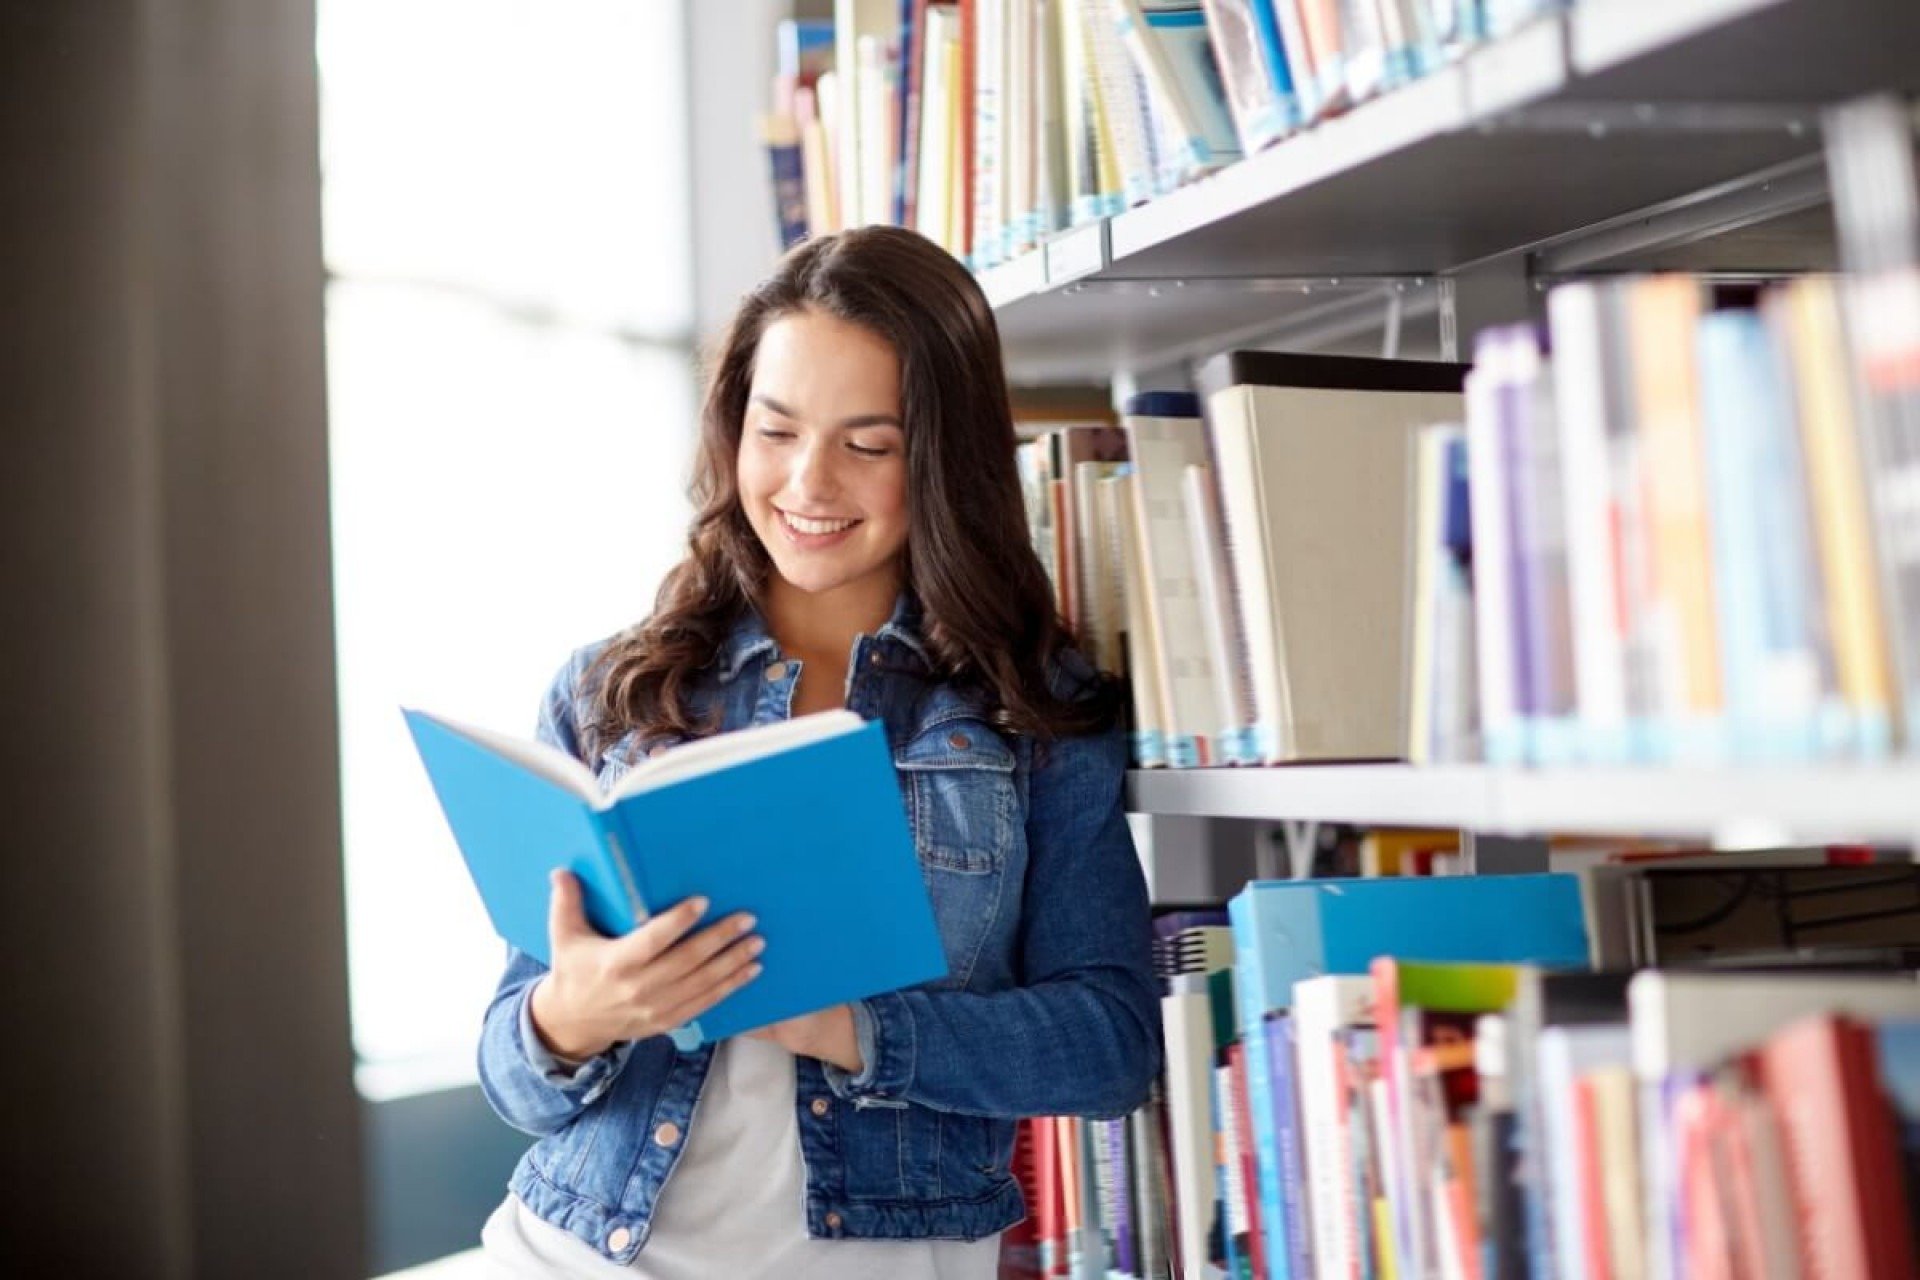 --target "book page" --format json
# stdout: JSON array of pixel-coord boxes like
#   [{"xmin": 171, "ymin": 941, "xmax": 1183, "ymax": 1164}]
[
  {"xmin": 607, "ymin": 708, "xmax": 866, "ymax": 803},
  {"xmin": 409, "ymin": 709, "xmax": 600, "ymax": 802}
]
